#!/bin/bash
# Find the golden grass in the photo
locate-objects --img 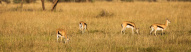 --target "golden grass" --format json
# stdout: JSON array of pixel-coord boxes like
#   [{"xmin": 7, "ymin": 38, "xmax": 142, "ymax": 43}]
[{"xmin": 0, "ymin": 2, "xmax": 191, "ymax": 52}]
